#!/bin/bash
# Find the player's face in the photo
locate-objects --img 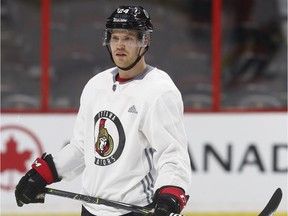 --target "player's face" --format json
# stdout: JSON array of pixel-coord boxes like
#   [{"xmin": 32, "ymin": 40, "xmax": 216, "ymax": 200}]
[{"xmin": 109, "ymin": 30, "xmax": 143, "ymax": 69}]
